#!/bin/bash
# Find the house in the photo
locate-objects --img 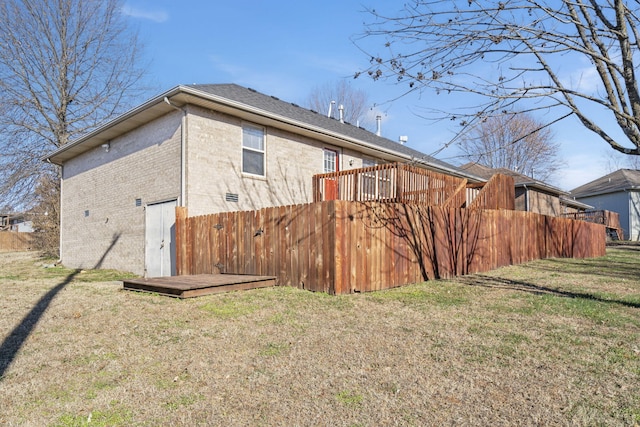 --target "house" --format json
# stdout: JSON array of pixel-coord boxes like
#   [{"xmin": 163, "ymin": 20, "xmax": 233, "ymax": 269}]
[
  {"xmin": 45, "ymin": 84, "xmax": 482, "ymax": 277},
  {"xmin": 458, "ymin": 163, "xmax": 589, "ymax": 216},
  {"xmin": 0, "ymin": 213, "xmax": 33, "ymax": 232},
  {"xmin": 570, "ymin": 169, "xmax": 640, "ymax": 241}
]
